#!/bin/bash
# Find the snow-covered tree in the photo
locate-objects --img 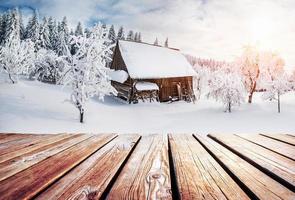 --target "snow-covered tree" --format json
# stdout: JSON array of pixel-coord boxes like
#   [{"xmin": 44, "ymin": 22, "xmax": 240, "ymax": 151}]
[
  {"xmin": 192, "ymin": 64, "xmax": 210, "ymax": 100},
  {"xmin": 164, "ymin": 37, "xmax": 169, "ymax": 47},
  {"xmin": 48, "ymin": 17, "xmax": 59, "ymax": 52},
  {"xmin": 30, "ymin": 48, "xmax": 65, "ymax": 83},
  {"xmin": 0, "ymin": 14, "xmax": 6, "ymax": 44},
  {"xmin": 75, "ymin": 22, "xmax": 83, "ymax": 36},
  {"xmin": 138, "ymin": 32, "xmax": 142, "ymax": 42},
  {"xmin": 108, "ymin": 24, "xmax": 116, "ymax": 44},
  {"xmin": 25, "ymin": 10, "xmax": 39, "ymax": 44},
  {"xmin": 127, "ymin": 30, "xmax": 134, "ymax": 41},
  {"xmin": 84, "ymin": 28, "xmax": 91, "ymax": 38},
  {"xmin": 206, "ymin": 67, "xmax": 245, "ymax": 112},
  {"xmin": 236, "ymin": 46, "xmax": 260, "ymax": 103},
  {"xmin": 36, "ymin": 17, "xmax": 51, "ymax": 50},
  {"xmin": 154, "ymin": 38, "xmax": 158, "ymax": 46},
  {"xmin": 4, "ymin": 8, "xmax": 20, "ymax": 44},
  {"xmin": 117, "ymin": 26, "xmax": 125, "ymax": 40},
  {"xmin": 19, "ymin": 11, "xmax": 25, "ymax": 40},
  {"xmin": 55, "ymin": 31, "xmax": 69, "ymax": 56},
  {"xmin": 259, "ymin": 52, "xmax": 290, "ymax": 113},
  {"xmin": 59, "ymin": 16, "xmax": 69, "ymax": 45},
  {"xmin": 262, "ymin": 73, "xmax": 291, "ymax": 113},
  {"xmin": 62, "ymin": 23, "xmax": 117, "ymax": 123},
  {"xmin": 134, "ymin": 32, "xmax": 138, "ymax": 42},
  {"xmin": 0, "ymin": 36, "xmax": 35, "ymax": 83}
]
